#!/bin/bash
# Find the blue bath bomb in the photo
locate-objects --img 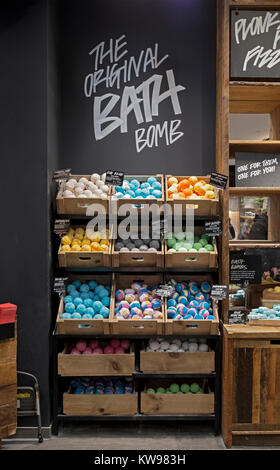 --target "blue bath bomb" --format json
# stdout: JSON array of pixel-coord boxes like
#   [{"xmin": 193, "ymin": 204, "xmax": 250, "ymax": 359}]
[
  {"xmin": 207, "ymin": 315, "xmax": 215, "ymax": 320},
  {"xmin": 194, "ymin": 314, "xmax": 204, "ymax": 320},
  {"xmin": 100, "ymin": 306, "xmax": 110, "ymax": 318},
  {"xmin": 115, "ymin": 185, "xmax": 125, "ymax": 194},
  {"xmin": 152, "ymin": 190, "xmax": 162, "ymax": 198},
  {"xmin": 105, "ymin": 285, "xmax": 111, "ymax": 292},
  {"xmin": 73, "ymin": 297, "xmax": 83, "ymax": 307},
  {"xmin": 152, "ymin": 181, "xmax": 162, "ymax": 190},
  {"xmin": 95, "ymin": 285, "xmax": 104, "ymax": 293},
  {"xmin": 80, "ymin": 292, "xmax": 89, "ymax": 301},
  {"xmin": 94, "ymin": 314, "xmax": 104, "ymax": 319},
  {"xmin": 60, "ymin": 313, "xmax": 72, "ymax": 319},
  {"xmin": 84, "ymin": 298, "xmax": 93, "ymax": 308},
  {"xmin": 65, "ymin": 302, "xmax": 75, "ymax": 314},
  {"xmin": 98, "ymin": 288, "xmax": 109, "ymax": 299},
  {"xmin": 183, "ymin": 314, "xmax": 193, "ymax": 320},
  {"xmin": 101, "ymin": 297, "xmax": 110, "ymax": 307},
  {"xmin": 130, "ymin": 179, "xmax": 140, "ymax": 188},
  {"xmin": 67, "ymin": 284, "xmax": 76, "ymax": 294},
  {"xmin": 83, "ymin": 314, "xmax": 92, "ymax": 320},
  {"xmin": 93, "ymin": 301, "xmax": 103, "ymax": 312},
  {"xmin": 85, "ymin": 307, "xmax": 94, "ymax": 316},
  {"xmin": 71, "ymin": 312, "xmax": 82, "ymax": 319},
  {"xmin": 80, "ymin": 284, "xmax": 90, "ymax": 293},
  {"xmin": 147, "ymin": 177, "xmax": 157, "ymax": 185},
  {"xmin": 72, "ymin": 280, "xmax": 81, "ymax": 289},
  {"xmin": 64, "ymin": 296, "xmax": 73, "ymax": 304},
  {"xmin": 141, "ymin": 189, "xmax": 150, "ymax": 198},
  {"xmin": 76, "ymin": 304, "xmax": 86, "ymax": 315},
  {"xmin": 167, "ymin": 299, "xmax": 177, "ymax": 307},
  {"xmin": 88, "ymin": 280, "xmax": 98, "ymax": 290},
  {"xmin": 178, "ymin": 296, "xmax": 188, "ymax": 306}
]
